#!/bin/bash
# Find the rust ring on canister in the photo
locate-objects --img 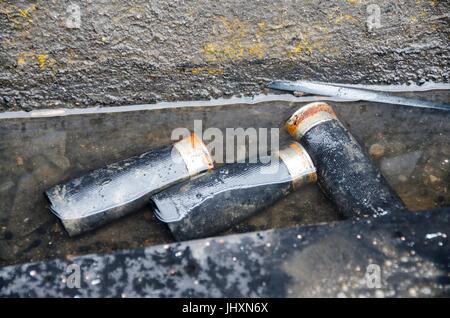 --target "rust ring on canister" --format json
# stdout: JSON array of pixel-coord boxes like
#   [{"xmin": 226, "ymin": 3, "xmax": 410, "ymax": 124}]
[
  {"xmin": 174, "ymin": 132, "xmax": 214, "ymax": 176},
  {"xmin": 285, "ymin": 102, "xmax": 338, "ymax": 140},
  {"xmin": 278, "ymin": 142, "xmax": 317, "ymax": 190}
]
